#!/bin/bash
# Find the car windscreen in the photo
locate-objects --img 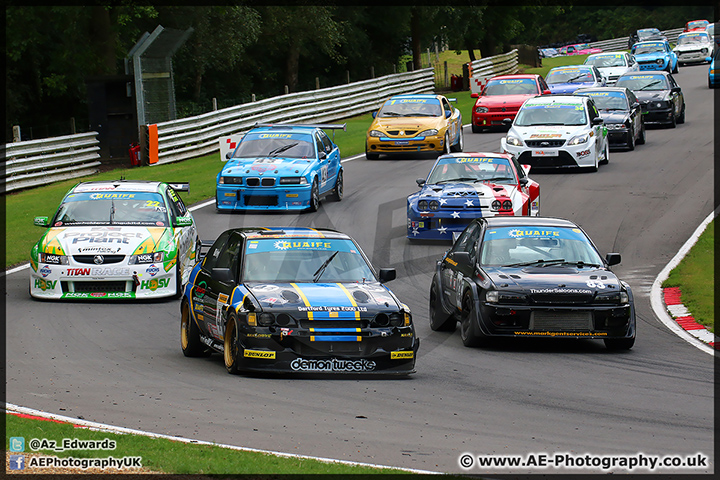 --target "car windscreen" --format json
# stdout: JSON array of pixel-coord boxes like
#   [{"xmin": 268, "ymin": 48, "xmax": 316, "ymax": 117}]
[
  {"xmin": 546, "ymin": 68, "xmax": 594, "ymax": 84},
  {"xmin": 231, "ymin": 132, "xmax": 315, "ymax": 159},
  {"xmin": 53, "ymin": 192, "xmax": 168, "ymax": 226},
  {"xmin": 242, "ymin": 238, "xmax": 375, "ymax": 283},
  {"xmin": 577, "ymin": 91, "xmax": 629, "ymax": 111},
  {"xmin": 678, "ymin": 33, "xmax": 709, "ymax": 44},
  {"xmin": 687, "ymin": 21, "xmax": 708, "ymax": 30},
  {"xmin": 585, "ymin": 54, "xmax": 627, "ymax": 67},
  {"xmin": 427, "ymin": 156, "xmax": 516, "ymax": 184},
  {"xmin": 633, "ymin": 43, "xmax": 665, "ymax": 54},
  {"xmin": 483, "ymin": 78, "xmax": 538, "ymax": 95},
  {"xmin": 378, "ymin": 98, "xmax": 442, "ymax": 117},
  {"xmin": 515, "ymin": 103, "xmax": 588, "ymax": 126},
  {"xmin": 480, "ymin": 226, "xmax": 604, "ymax": 267},
  {"xmin": 616, "ymin": 74, "xmax": 669, "ymax": 91}
]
